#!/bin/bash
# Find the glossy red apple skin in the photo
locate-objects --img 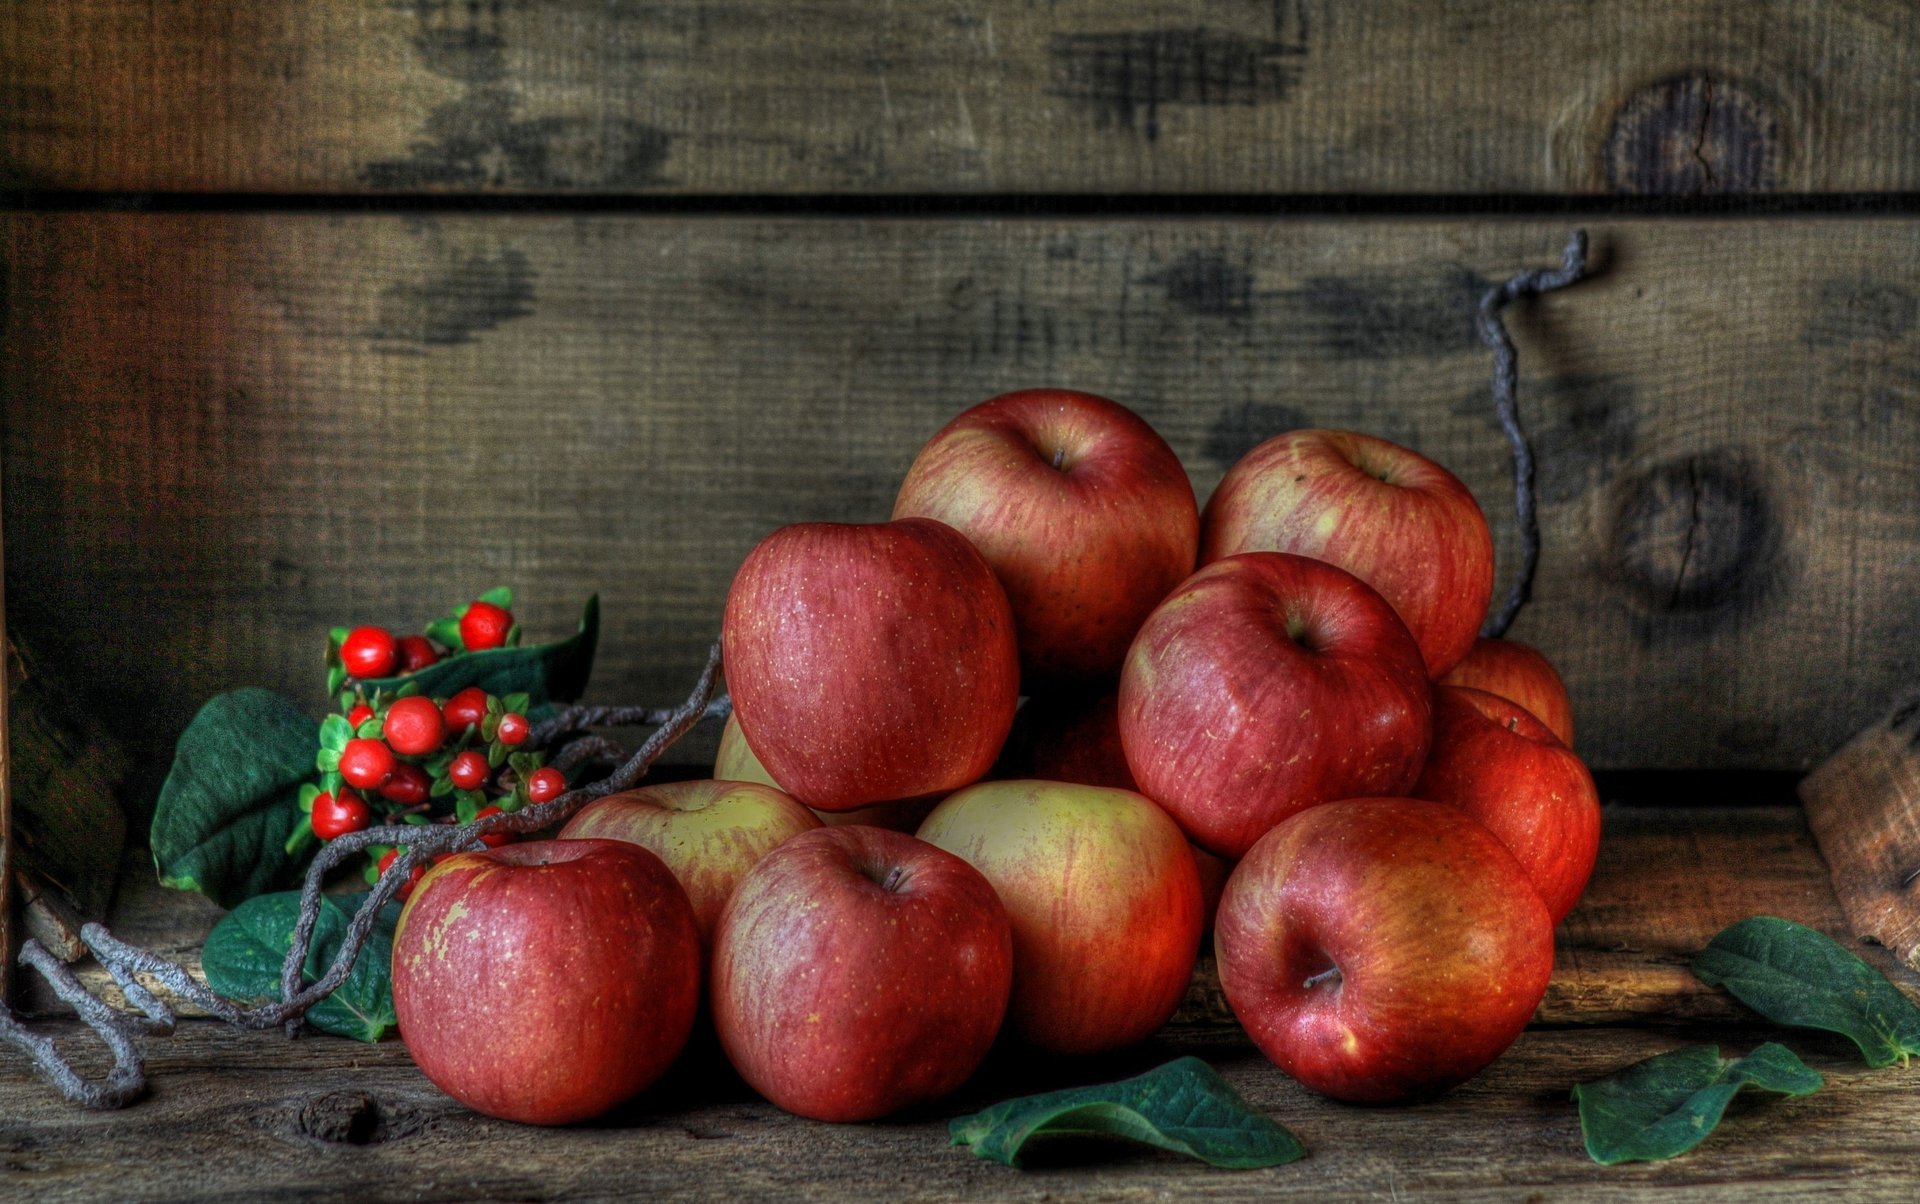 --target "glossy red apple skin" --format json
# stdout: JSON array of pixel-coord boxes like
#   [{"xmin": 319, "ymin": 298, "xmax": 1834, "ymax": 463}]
[
  {"xmin": 918, "ymin": 780, "xmax": 1202, "ymax": 1055},
  {"xmin": 1200, "ymin": 429, "xmax": 1494, "ymax": 678},
  {"xmin": 712, "ymin": 826, "xmax": 1012, "ymax": 1122},
  {"xmin": 713, "ymin": 713, "xmax": 938, "ymax": 831},
  {"xmin": 893, "ymin": 388, "xmax": 1198, "ymax": 685},
  {"xmin": 557, "ymin": 780, "xmax": 821, "ymax": 944},
  {"xmin": 1119, "ymin": 552, "xmax": 1434, "ymax": 859},
  {"xmin": 722, "ymin": 517, "xmax": 1019, "ymax": 811},
  {"xmin": 1438, "ymin": 637, "xmax": 1575, "ymax": 746},
  {"xmin": 1413, "ymin": 685, "xmax": 1601, "ymax": 923},
  {"xmin": 392, "ymin": 840, "xmax": 701, "ymax": 1126},
  {"xmin": 1215, "ymin": 798, "xmax": 1554, "ymax": 1104}
]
